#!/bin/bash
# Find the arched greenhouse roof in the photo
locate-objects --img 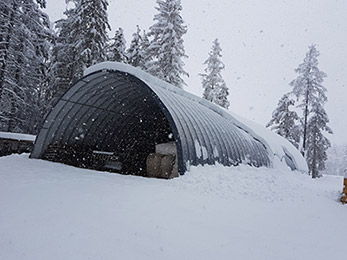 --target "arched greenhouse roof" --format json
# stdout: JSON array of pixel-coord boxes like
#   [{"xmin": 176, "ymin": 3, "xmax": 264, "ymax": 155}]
[{"xmin": 31, "ymin": 62, "xmax": 307, "ymax": 175}]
